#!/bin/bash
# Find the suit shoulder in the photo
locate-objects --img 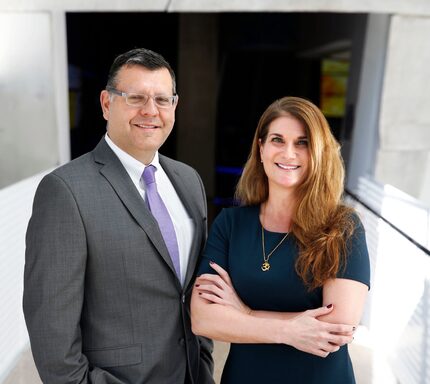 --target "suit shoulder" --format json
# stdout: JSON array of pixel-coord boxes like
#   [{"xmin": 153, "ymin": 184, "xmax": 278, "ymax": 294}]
[
  {"xmin": 40, "ymin": 152, "xmax": 97, "ymax": 190},
  {"xmin": 159, "ymin": 154, "xmax": 198, "ymax": 176},
  {"xmin": 53, "ymin": 152, "xmax": 94, "ymax": 175}
]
